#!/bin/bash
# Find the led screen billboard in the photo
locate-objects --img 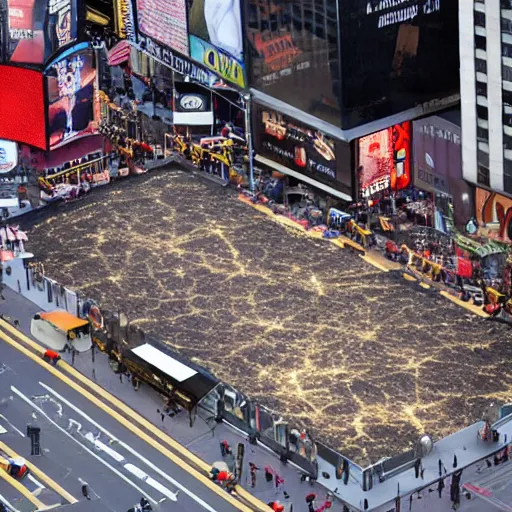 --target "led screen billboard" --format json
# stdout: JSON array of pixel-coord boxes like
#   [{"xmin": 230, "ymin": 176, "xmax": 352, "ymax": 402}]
[
  {"xmin": 247, "ymin": 0, "xmax": 341, "ymax": 128},
  {"xmin": 339, "ymin": 0, "xmax": 459, "ymax": 129},
  {"xmin": 0, "ymin": 66, "xmax": 46, "ymax": 149},
  {"xmin": 7, "ymin": 0, "xmax": 77, "ymax": 66},
  {"xmin": 46, "ymin": 50, "xmax": 97, "ymax": 149},
  {"xmin": 136, "ymin": 0, "xmax": 188, "ymax": 55},
  {"xmin": 188, "ymin": 0, "xmax": 245, "ymax": 88},
  {"xmin": 253, "ymin": 105, "xmax": 352, "ymax": 195},
  {"xmin": 359, "ymin": 122, "xmax": 411, "ymax": 197}
]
